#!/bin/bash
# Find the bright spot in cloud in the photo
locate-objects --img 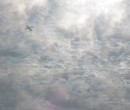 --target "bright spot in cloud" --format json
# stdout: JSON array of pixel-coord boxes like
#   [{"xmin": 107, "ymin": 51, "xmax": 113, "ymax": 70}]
[{"xmin": 57, "ymin": 0, "xmax": 124, "ymax": 29}]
